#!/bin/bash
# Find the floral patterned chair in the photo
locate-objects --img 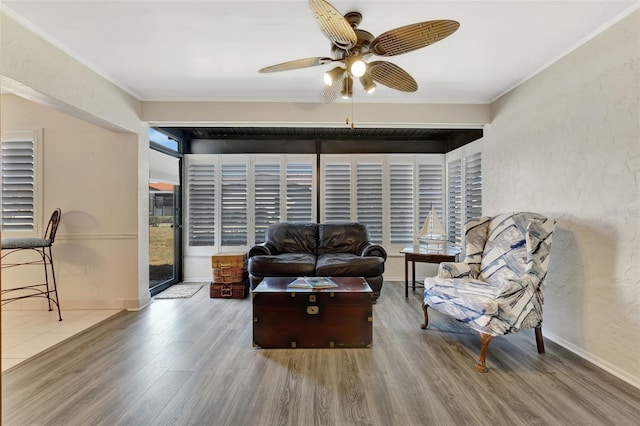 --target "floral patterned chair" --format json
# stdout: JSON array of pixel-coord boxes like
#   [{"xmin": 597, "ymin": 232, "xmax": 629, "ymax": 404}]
[{"xmin": 421, "ymin": 212, "xmax": 555, "ymax": 372}]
